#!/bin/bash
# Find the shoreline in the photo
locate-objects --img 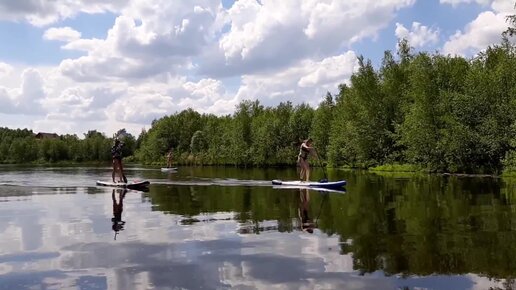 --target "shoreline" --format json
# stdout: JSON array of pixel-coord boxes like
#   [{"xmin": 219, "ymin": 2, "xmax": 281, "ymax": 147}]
[{"xmin": 0, "ymin": 161, "xmax": 513, "ymax": 178}]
